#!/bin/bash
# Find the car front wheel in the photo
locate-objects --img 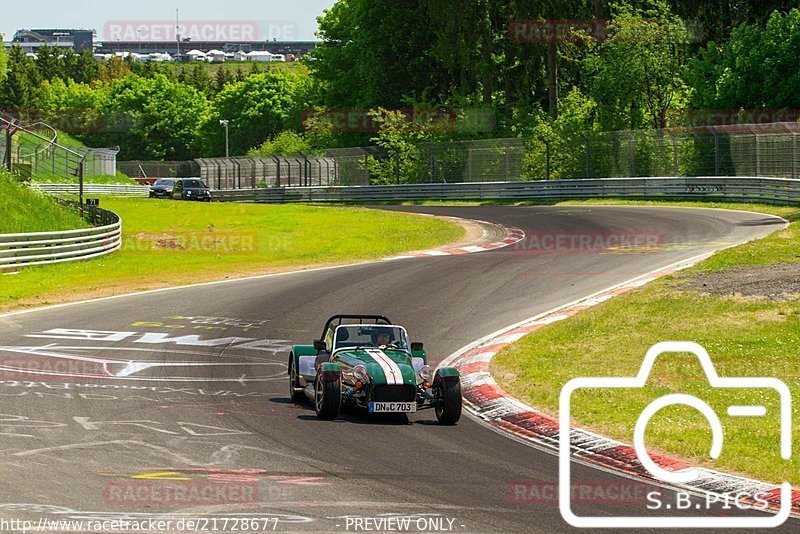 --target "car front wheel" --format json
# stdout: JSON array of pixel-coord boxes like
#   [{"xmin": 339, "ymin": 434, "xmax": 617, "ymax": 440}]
[
  {"xmin": 315, "ymin": 369, "xmax": 341, "ymax": 420},
  {"xmin": 434, "ymin": 377, "xmax": 462, "ymax": 425}
]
